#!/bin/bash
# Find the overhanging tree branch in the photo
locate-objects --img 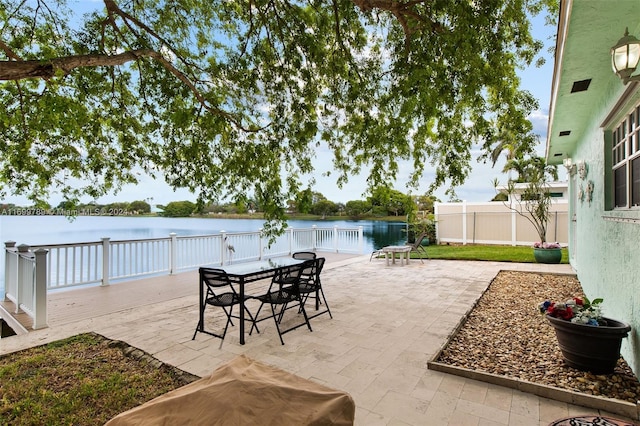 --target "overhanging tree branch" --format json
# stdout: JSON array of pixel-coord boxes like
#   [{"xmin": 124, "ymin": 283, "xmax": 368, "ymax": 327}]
[{"xmin": 0, "ymin": 50, "xmax": 155, "ymax": 80}]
